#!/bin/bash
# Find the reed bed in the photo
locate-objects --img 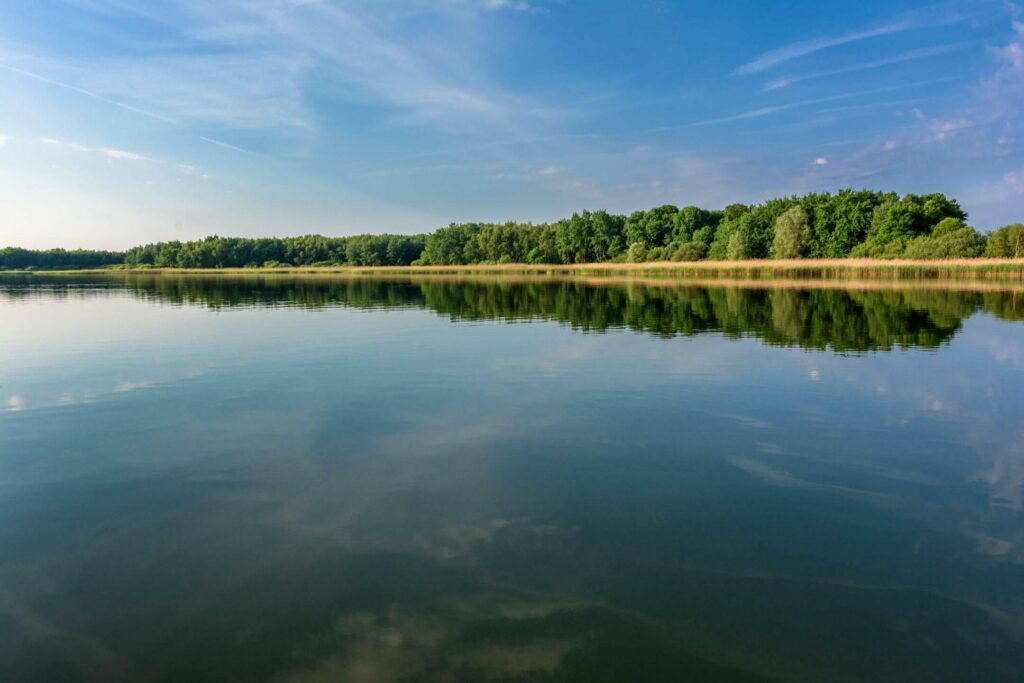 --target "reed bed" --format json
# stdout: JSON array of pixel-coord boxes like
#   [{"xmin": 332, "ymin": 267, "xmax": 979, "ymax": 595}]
[{"xmin": 15, "ymin": 258, "xmax": 1024, "ymax": 282}]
